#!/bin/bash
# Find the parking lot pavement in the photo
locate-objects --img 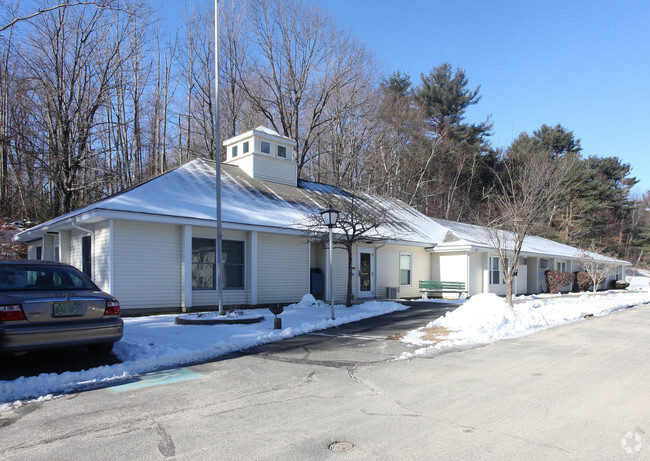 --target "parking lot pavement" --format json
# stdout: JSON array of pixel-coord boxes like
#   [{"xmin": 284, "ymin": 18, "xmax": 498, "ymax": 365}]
[{"xmin": 1, "ymin": 303, "xmax": 648, "ymax": 460}]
